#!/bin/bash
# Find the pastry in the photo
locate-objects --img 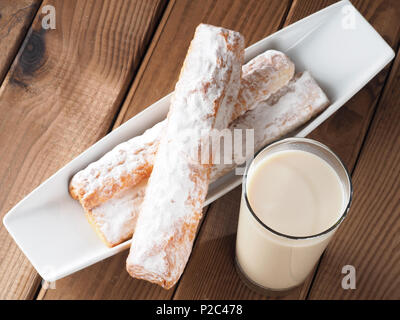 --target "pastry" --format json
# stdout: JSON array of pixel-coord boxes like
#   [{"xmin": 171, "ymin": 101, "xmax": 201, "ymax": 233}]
[
  {"xmin": 69, "ymin": 50, "xmax": 294, "ymax": 211},
  {"xmin": 86, "ymin": 71, "xmax": 329, "ymax": 248},
  {"xmin": 126, "ymin": 24, "xmax": 245, "ymax": 289}
]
